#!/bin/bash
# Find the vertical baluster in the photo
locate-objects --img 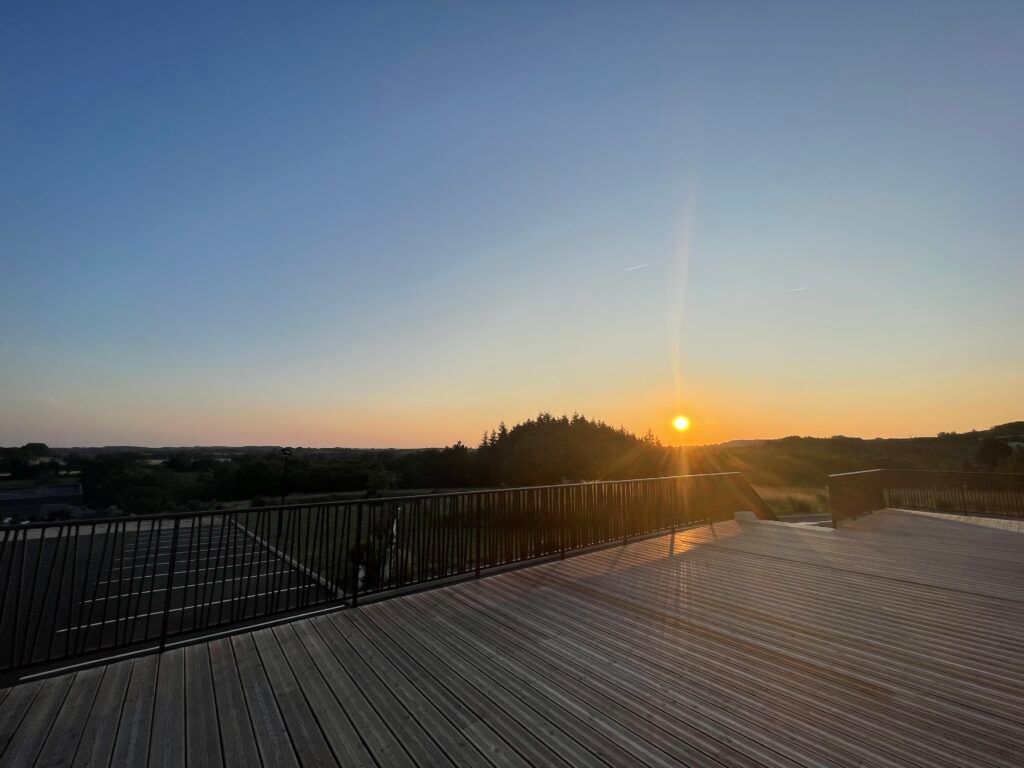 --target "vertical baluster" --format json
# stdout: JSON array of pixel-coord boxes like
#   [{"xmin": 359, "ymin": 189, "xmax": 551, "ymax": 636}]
[
  {"xmin": 459, "ymin": 494, "xmax": 469, "ymax": 574},
  {"xmin": 310, "ymin": 504, "xmax": 325, "ymax": 605},
  {"xmin": 10, "ymin": 528, "xmax": 29, "ymax": 667},
  {"xmin": 287, "ymin": 504, "xmax": 303, "ymax": 610},
  {"xmin": 415, "ymin": 498, "xmax": 425, "ymax": 584},
  {"xmin": 421, "ymin": 497, "xmax": 430, "ymax": 582},
  {"xmin": 429, "ymin": 496, "xmax": 439, "ymax": 581},
  {"xmin": 159, "ymin": 518, "xmax": 181, "ymax": 650},
  {"xmin": 445, "ymin": 495, "xmax": 455, "ymax": 577},
  {"xmin": 59, "ymin": 525, "xmax": 80, "ymax": 659},
  {"xmin": 269, "ymin": 505, "xmax": 288, "ymax": 614},
  {"xmin": 237, "ymin": 508, "xmax": 261, "ymax": 623},
  {"xmin": 177, "ymin": 518, "xmax": 194, "ymax": 634},
  {"xmin": 204, "ymin": 513, "xmax": 228, "ymax": 629},
  {"xmin": 326, "ymin": 506, "xmax": 338, "ymax": 598},
  {"xmin": 313, "ymin": 505, "xmax": 328, "ymax": 604},
  {"xmin": 621, "ymin": 483, "xmax": 628, "ymax": 546},
  {"xmin": 194, "ymin": 515, "xmax": 212, "ymax": 630},
  {"xmin": 295, "ymin": 505, "xmax": 310, "ymax": 609},
  {"xmin": 139, "ymin": 520, "xmax": 162, "ymax": 642},
  {"xmin": 18, "ymin": 525, "xmax": 49, "ymax": 666},
  {"xmin": 0, "ymin": 527, "xmax": 18, "ymax": 668},
  {"xmin": 559, "ymin": 486, "xmax": 566, "ymax": 560},
  {"xmin": 352, "ymin": 503, "xmax": 363, "ymax": 607},
  {"xmin": 119, "ymin": 518, "xmax": 143, "ymax": 646},
  {"xmin": 44, "ymin": 525, "xmax": 72, "ymax": 663},
  {"xmin": 75, "ymin": 520, "xmax": 112, "ymax": 657},
  {"xmin": 27, "ymin": 525, "xmax": 64, "ymax": 664},
  {"xmin": 340, "ymin": 504, "xmax": 353, "ymax": 600},
  {"xmin": 272, "ymin": 505, "xmax": 288, "ymax": 613},
  {"xmin": 434, "ymin": 496, "xmax": 444, "ymax": 580},
  {"xmin": 104, "ymin": 521, "xmax": 128, "ymax": 650},
  {"xmin": 474, "ymin": 494, "xmax": 482, "ymax": 579},
  {"xmin": 260, "ymin": 506, "xmax": 276, "ymax": 617}
]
